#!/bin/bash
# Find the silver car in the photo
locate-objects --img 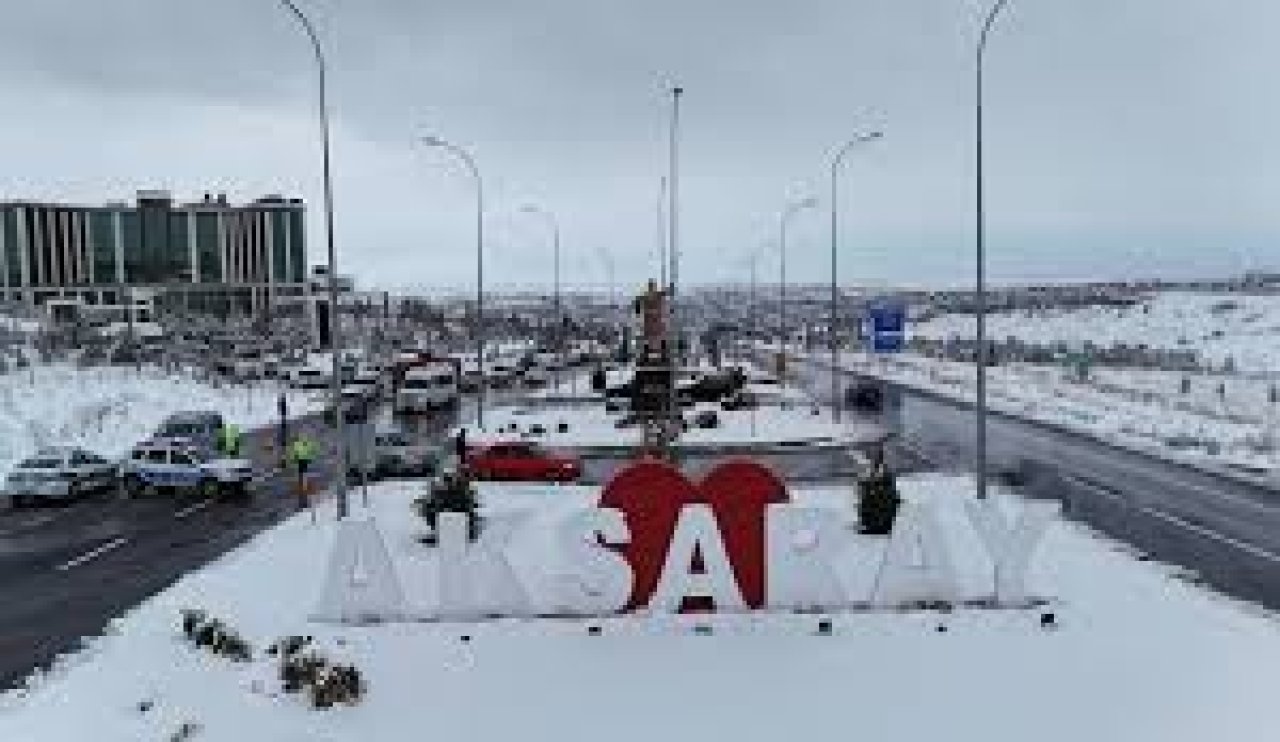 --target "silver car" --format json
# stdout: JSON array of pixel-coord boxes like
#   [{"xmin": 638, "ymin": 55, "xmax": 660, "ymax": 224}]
[
  {"xmin": 3, "ymin": 447, "xmax": 116, "ymax": 507},
  {"xmin": 371, "ymin": 428, "xmax": 441, "ymax": 478}
]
